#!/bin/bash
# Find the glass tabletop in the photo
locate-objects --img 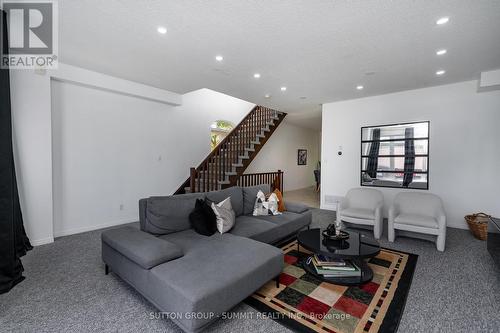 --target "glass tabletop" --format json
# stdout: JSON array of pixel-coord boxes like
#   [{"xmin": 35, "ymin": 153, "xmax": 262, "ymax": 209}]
[{"xmin": 297, "ymin": 228, "xmax": 380, "ymax": 259}]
